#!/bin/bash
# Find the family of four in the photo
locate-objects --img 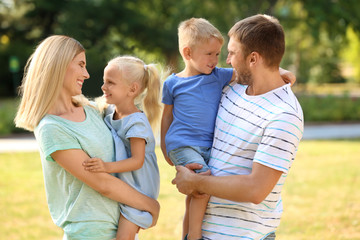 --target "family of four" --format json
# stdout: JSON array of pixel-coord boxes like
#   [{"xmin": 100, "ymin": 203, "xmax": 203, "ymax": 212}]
[{"xmin": 15, "ymin": 14, "xmax": 303, "ymax": 240}]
